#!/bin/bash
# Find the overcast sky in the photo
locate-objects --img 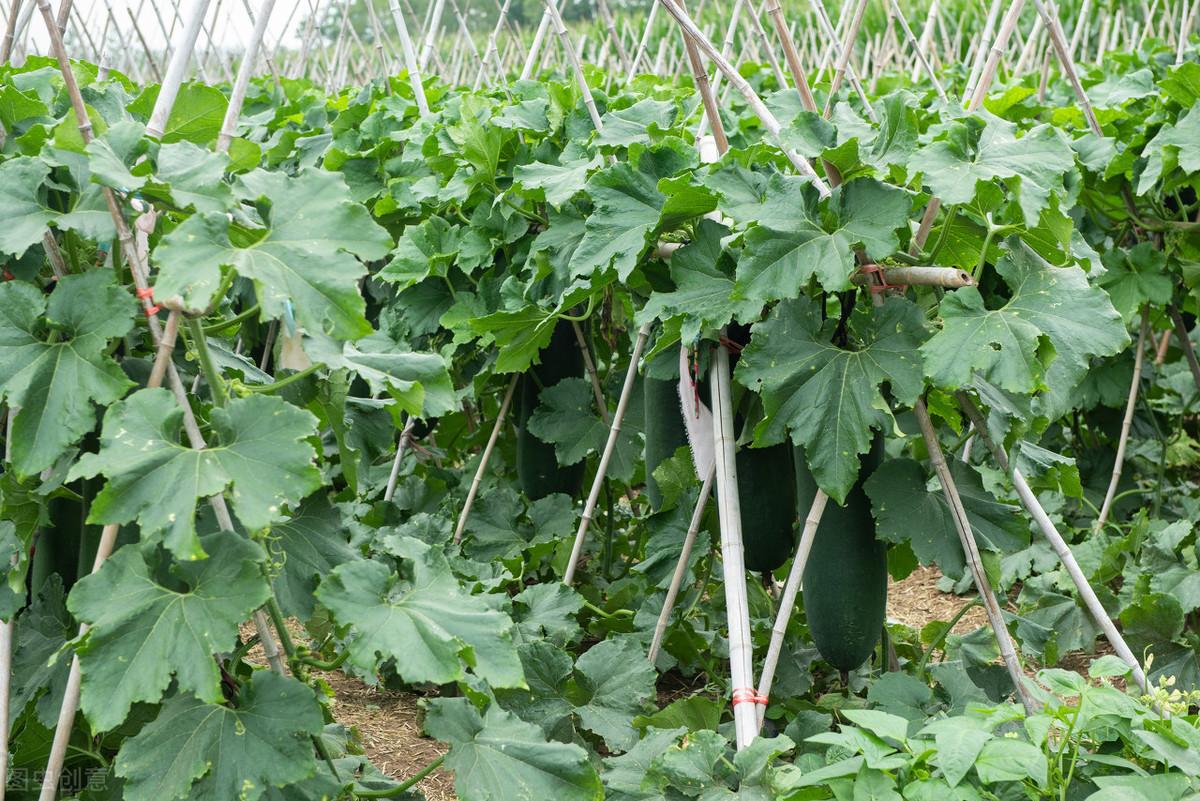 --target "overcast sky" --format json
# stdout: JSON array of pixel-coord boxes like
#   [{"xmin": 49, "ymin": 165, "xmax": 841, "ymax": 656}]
[{"xmin": 17, "ymin": 0, "xmax": 312, "ymax": 56}]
